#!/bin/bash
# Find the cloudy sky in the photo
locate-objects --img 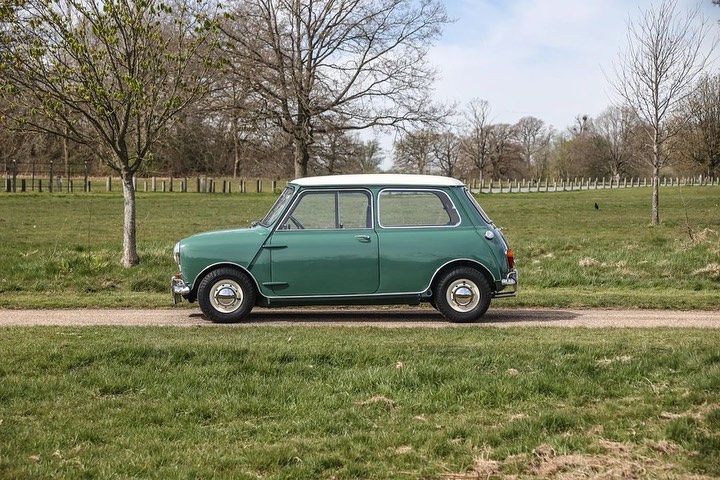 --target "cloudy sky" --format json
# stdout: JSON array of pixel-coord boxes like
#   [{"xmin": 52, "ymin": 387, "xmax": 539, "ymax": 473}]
[{"xmin": 427, "ymin": 0, "xmax": 719, "ymax": 131}]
